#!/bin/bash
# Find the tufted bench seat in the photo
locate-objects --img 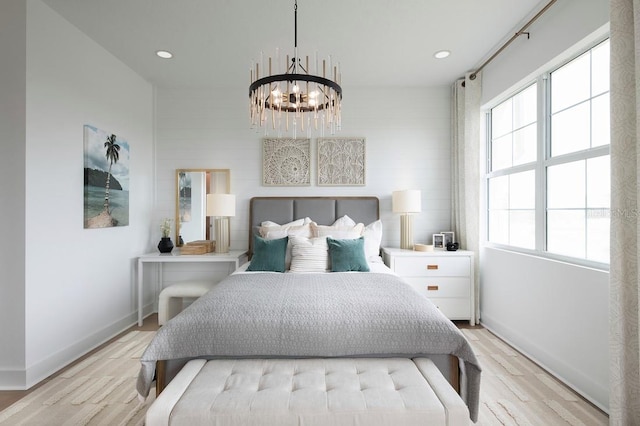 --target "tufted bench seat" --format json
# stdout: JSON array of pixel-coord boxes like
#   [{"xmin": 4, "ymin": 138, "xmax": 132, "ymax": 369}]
[{"xmin": 146, "ymin": 357, "xmax": 469, "ymax": 426}]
